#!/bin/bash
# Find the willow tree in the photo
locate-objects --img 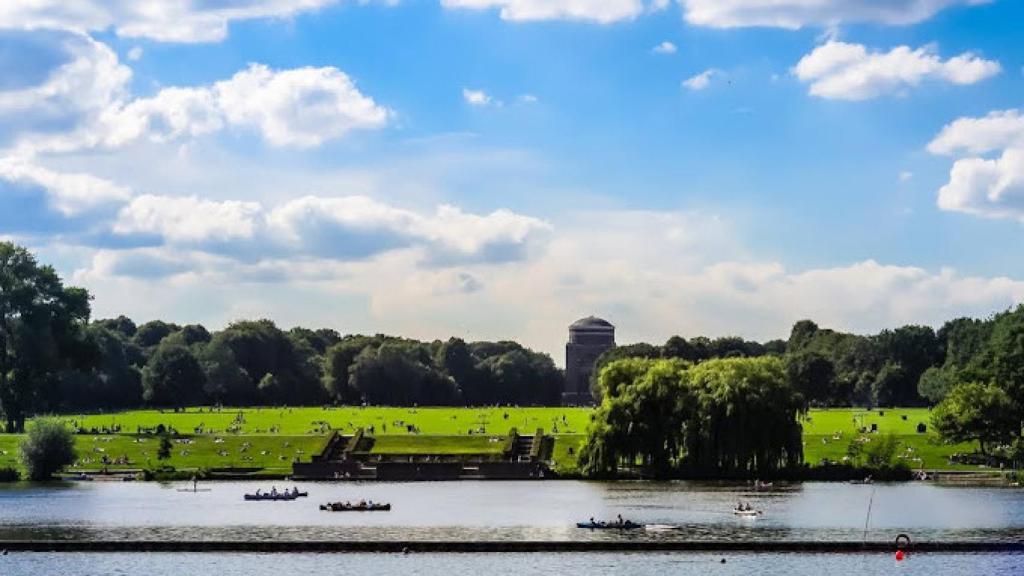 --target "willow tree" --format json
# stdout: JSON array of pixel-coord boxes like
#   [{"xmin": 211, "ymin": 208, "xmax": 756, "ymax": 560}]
[
  {"xmin": 579, "ymin": 356, "xmax": 803, "ymax": 478},
  {"xmin": 685, "ymin": 357, "xmax": 804, "ymax": 476},
  {"xmin": 579, "ymin": 358, "xmax": 692, "ymax": 478}
]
